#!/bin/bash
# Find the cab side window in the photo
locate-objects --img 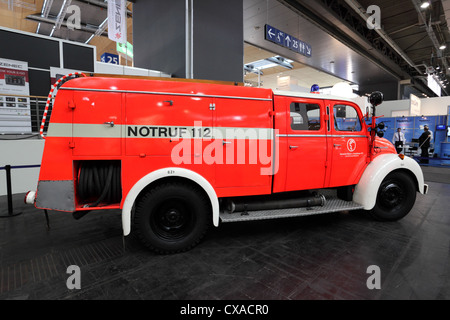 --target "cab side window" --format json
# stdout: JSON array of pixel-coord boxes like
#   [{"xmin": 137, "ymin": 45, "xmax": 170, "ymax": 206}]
[
  {"xmin": 333, "ymin": 105, "xmax": 362, "ymax": 132},
  {"xmin": 290, "ymin": 103, "xmax": 321, "ymax": 131}
]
